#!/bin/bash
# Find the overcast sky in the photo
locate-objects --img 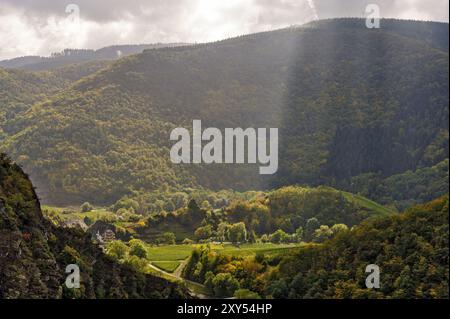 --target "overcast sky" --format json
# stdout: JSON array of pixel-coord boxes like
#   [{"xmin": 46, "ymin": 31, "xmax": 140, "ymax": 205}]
[{"xmin": 0, "ymin": 0, "xmax": 448, "ymax": 60}]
